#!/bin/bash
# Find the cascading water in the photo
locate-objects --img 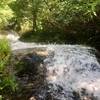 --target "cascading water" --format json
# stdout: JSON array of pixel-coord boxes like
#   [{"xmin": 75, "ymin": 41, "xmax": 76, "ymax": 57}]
[
  {"xmin": 42, "ymin": 45, "xmax": 100, "ymax": 100},
  {"xmin": 9, "ymin": 33, "xmax": 100, "ymax": 100}
]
